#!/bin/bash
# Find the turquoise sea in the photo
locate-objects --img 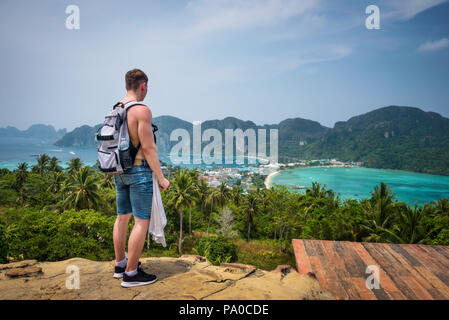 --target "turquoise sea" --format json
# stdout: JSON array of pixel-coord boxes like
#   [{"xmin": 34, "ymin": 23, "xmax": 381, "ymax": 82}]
[
  {"xmin": 2, "ymin": 138, "xmax": 449, "ymax": 205},
  {"xmin": 0, "ymin": 138, "xmax": 100, "ymax": 170},
  {"xmin": 270, "ymin": 166, "xmax": 449, "ymax": 205},
  {"xmin": 0, "ymin": 138, "xmax": 261, "ymax": 171}
]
